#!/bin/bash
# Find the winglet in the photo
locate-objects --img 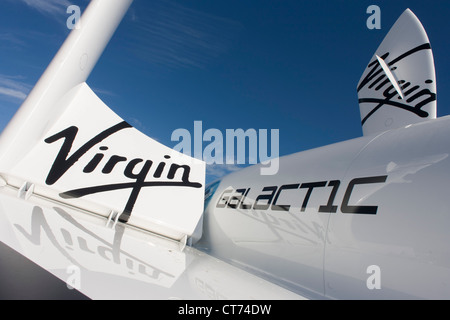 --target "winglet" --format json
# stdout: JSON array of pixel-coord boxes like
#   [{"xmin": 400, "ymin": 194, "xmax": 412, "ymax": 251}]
[{"xmin": 357, "ymin": 9, "xmax": 437, "ymax": 136}]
